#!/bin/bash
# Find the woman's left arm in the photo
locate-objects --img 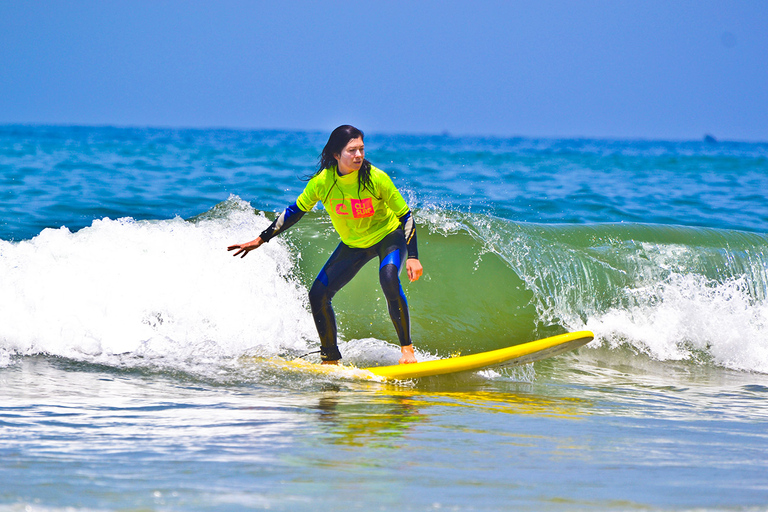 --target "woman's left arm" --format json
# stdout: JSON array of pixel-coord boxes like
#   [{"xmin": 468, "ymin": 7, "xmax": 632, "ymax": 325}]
[{"xmin": 399, "ymin": 210, "xmax": 423, "ymax": 282}]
